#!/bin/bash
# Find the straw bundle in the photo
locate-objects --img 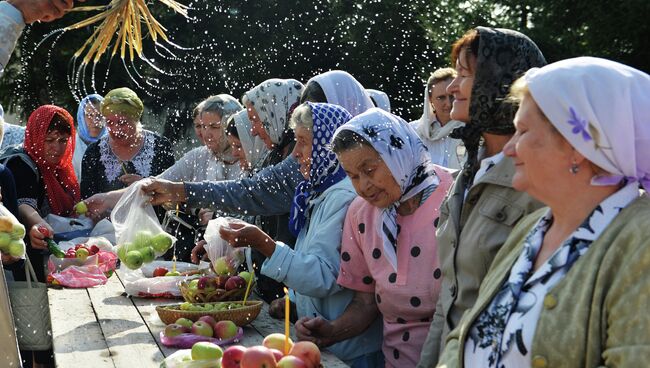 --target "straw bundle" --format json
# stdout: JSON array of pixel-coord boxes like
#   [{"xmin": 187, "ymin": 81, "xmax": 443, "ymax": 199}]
[{"xmin": 66, "ymin": 0, "xmax": 189, "ymax": 65}]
